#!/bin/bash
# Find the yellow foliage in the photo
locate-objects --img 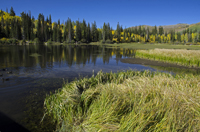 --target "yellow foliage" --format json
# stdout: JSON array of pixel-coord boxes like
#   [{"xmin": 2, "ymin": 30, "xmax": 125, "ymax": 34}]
[{"xmin": 112, "ymin": 30, "xmax": 115, "ymax": 35}]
